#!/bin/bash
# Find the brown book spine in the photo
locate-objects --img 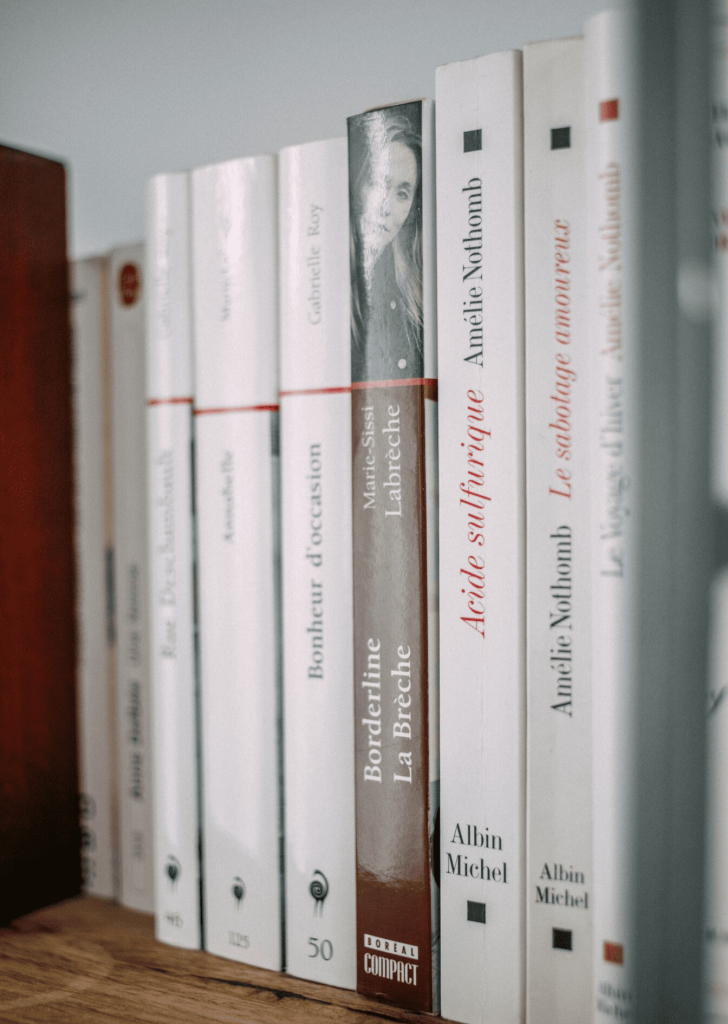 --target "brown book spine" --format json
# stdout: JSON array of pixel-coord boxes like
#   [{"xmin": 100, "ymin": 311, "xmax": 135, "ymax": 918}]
[
  {"xmin": 0, "ymin": 144, "xmax": 80, "ymax": 922},
  {"xmin": 348, "ymin": 101, "xmax": 438, "ymax": 1014}
]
